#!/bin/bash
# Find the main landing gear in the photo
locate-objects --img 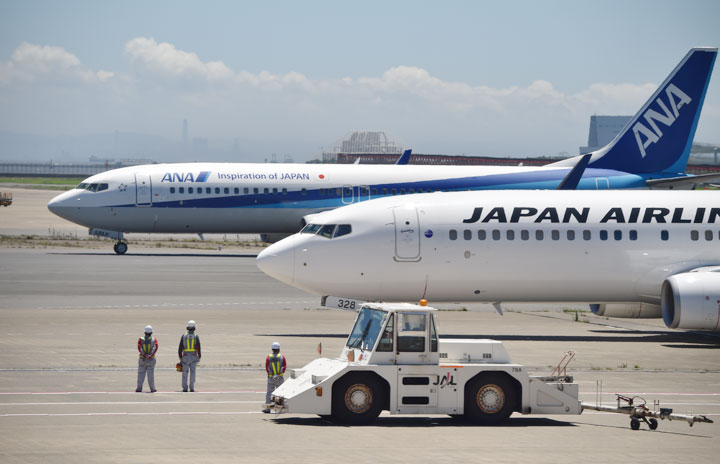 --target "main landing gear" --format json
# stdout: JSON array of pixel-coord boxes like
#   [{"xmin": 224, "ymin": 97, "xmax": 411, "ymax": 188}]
[{"xmin": 113, "ymin": 242, "xmax": 128, "ymax": 255}]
